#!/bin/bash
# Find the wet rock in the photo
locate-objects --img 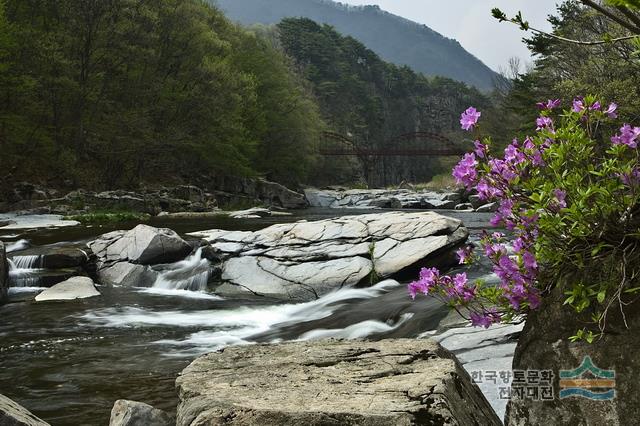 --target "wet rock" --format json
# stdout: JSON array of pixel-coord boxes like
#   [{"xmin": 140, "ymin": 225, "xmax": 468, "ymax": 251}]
[
  {"xmin": 176, "ymin": 339, "xmax": 501, "ymax": 426},
  {"xmin": 190, "ymin": 211, "xmax": 467, "ymax": 301},
  {"xmin": 97, "ymin": 262, "xmax": 157, "ymax": 287},
  {"xmin": 0, "ymin": 394, "xmax": 50, "ymax": 425},
  {"xmin": 89, "ymin": 224, "xmax": 192, "ymax": 266},
  {"xmin": 476, "ymin": 202, "xmax": 498, "ymax": 213},
  {"xmin": 0, "ymin": 242, "xmax": 7, "ymax": 304},
  {"xmin": 34, "ymin": 276, "xmax": 100, "ymax": 301},
  {"xmin": 209, "ymin": 176, "xmax": 308, "ymax": 209},
  {"xmin": 227, "ymin": 207, "xmax": 272, "ymax": 219},
  {"xmin": 505, "ymin": 286, "xmax": 640, "ymax": 426},
  {"xmin": 109, "ymin": 400, "xmax": 172, "ymax": 426},
  {"xmin": 0, "ymin": 219, "xmax": 16, "ymax": 228},
  {"xmin": 455, "ymin": 203, "xmax": 474, "ymax": 211},
  {"xmin": 9, "ymin": 246, "xmax": 89, "ymax": 269}
]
